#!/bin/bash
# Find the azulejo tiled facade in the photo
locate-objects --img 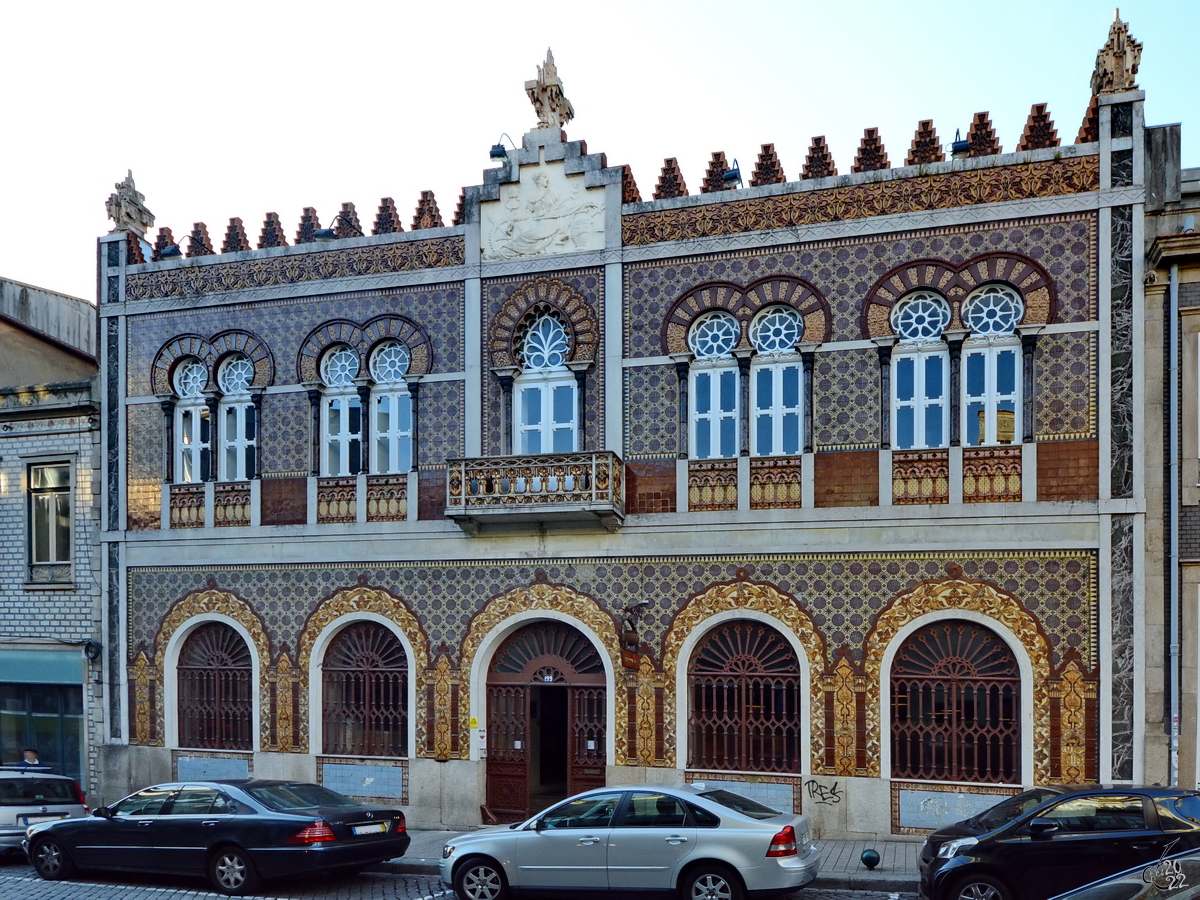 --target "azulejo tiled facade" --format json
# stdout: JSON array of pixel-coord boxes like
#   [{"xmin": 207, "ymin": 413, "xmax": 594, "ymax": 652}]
[{"xmin": 95, "ymin": 27, "xmax": 1180, "ymax": 839}]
